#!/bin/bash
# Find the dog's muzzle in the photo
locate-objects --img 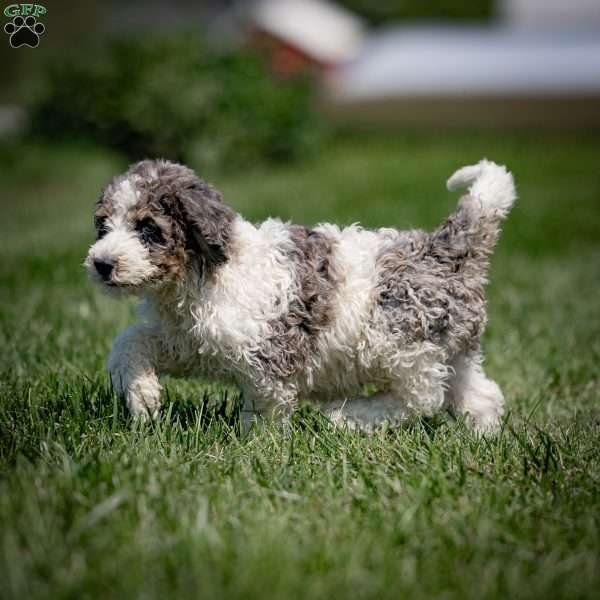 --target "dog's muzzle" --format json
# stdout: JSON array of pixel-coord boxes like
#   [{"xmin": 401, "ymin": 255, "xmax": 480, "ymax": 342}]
[{"xmin": 94, "ymin": 258, "xmax": 115, "ymax": 281}]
